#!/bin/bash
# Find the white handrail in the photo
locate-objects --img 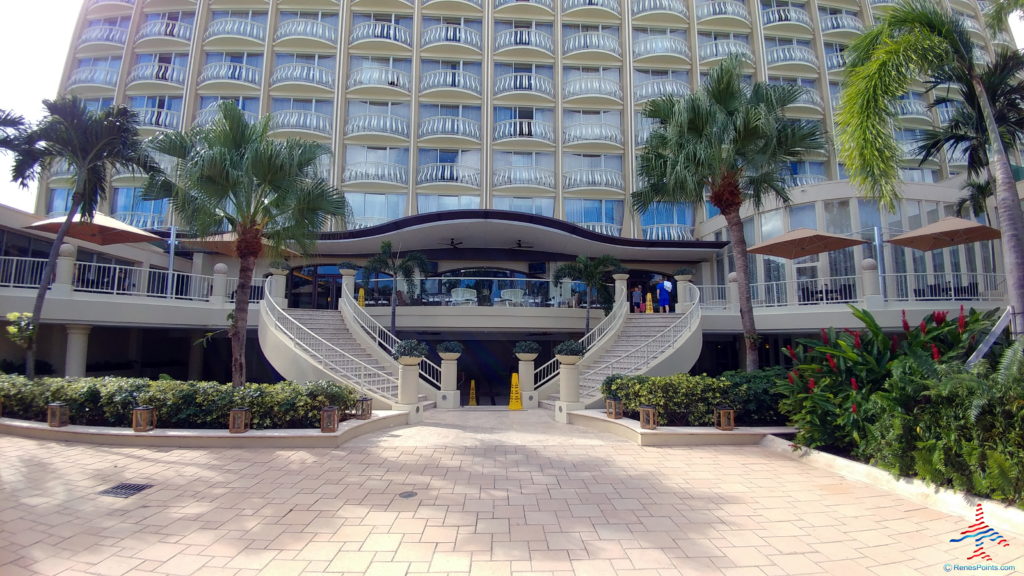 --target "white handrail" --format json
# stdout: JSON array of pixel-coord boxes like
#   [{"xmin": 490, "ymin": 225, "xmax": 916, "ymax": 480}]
[{"xmin": 262, "ymin": 277, "xmax": 399, "ymax": 400}]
